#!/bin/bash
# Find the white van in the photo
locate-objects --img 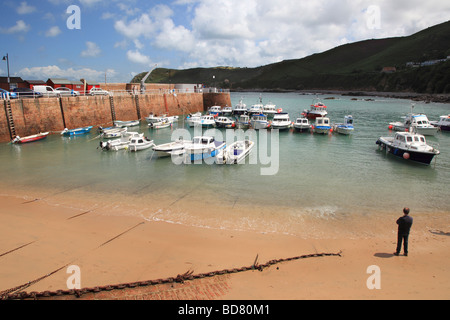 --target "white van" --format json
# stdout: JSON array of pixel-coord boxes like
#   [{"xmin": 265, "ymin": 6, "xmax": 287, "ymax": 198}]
[{"xmin": 33, "ymin": 85, "xmax": 61, "ymax": 98}]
